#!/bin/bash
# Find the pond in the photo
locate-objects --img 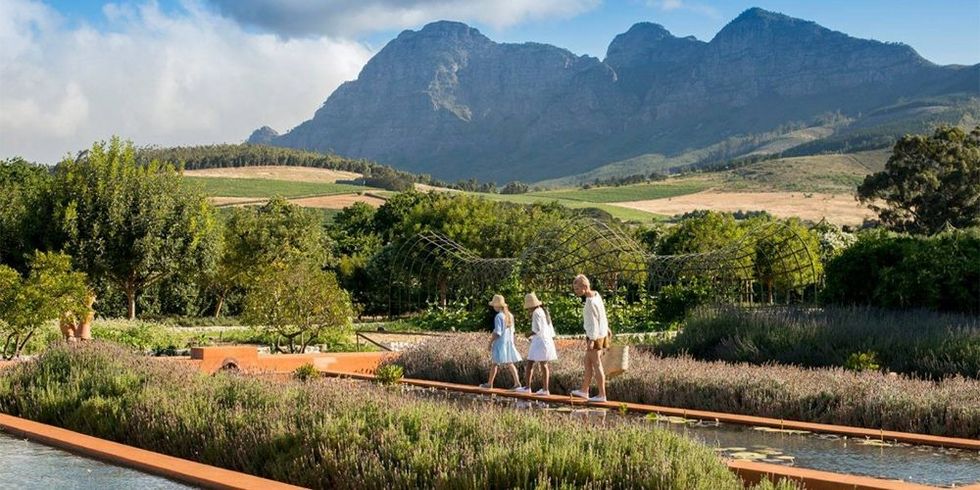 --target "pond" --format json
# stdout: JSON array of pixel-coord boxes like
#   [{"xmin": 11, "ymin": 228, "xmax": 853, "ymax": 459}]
[
  {"xmin": 0, "ymin": 431, "xmax": 195, "ymax": 489},
  {"xmin": 407, "ymin": 386, "xmax": 980, "ymax": 488}
]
